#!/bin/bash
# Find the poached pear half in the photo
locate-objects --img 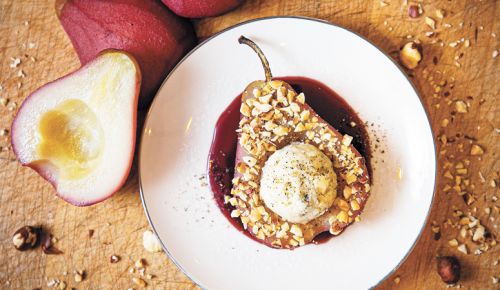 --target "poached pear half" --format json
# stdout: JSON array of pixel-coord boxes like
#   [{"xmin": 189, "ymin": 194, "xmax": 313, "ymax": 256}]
[{"xmin": 227, "ymin": 37, "xmax": 371, "ymax": 249}]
